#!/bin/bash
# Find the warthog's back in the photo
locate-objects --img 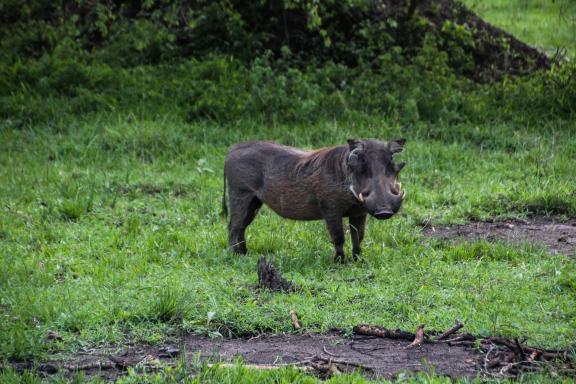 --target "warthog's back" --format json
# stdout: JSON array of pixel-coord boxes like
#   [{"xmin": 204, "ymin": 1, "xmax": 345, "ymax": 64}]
[{"xmin": 224, "ymin": 141, "xmax": 334, "ymax": 220}]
